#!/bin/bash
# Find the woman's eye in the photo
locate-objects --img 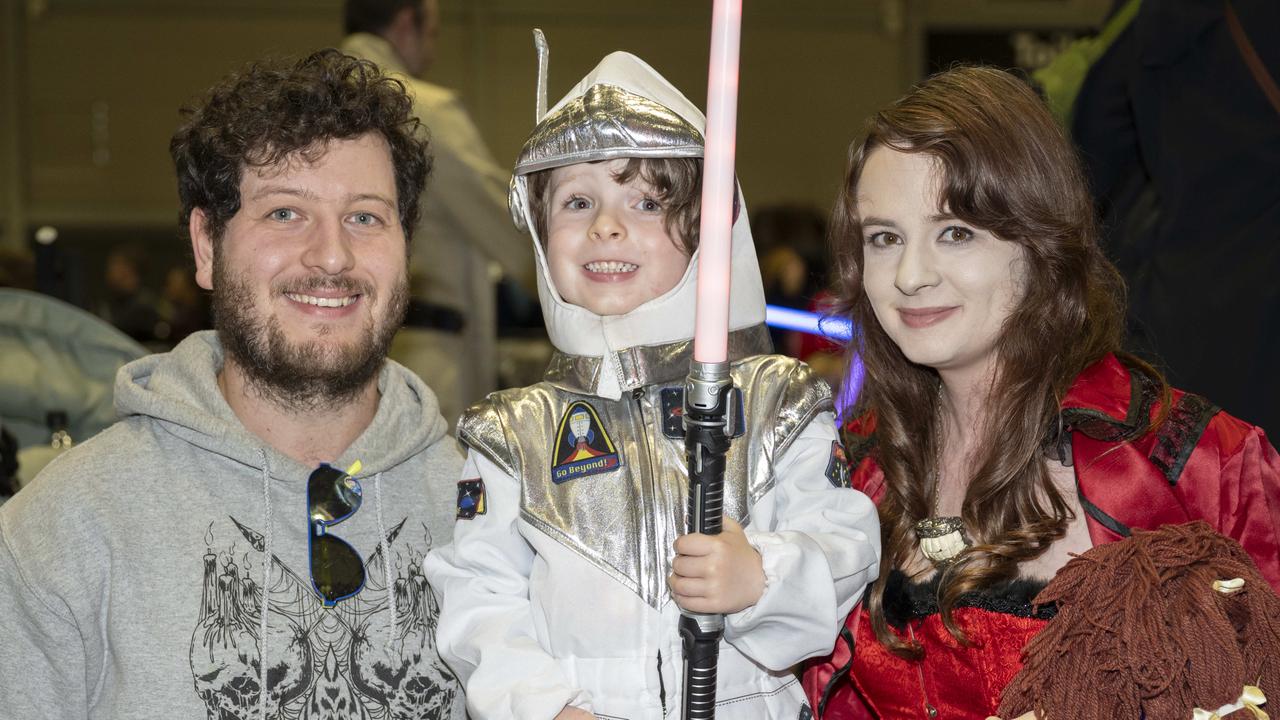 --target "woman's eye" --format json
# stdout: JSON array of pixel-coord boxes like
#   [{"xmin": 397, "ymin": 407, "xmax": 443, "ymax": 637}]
[
  {"xmin": 942, "ymin": 226, "xmax": 974, "ymax": 243},
  {"xmin": 865, "ymin": 231, "xmax": 900, "ymax": 247},
  {"xmin": 269, "ymin": 208, "xmax": 297, "ymax": 222},
  {"xmin": 351, "ymin": 212, "xmax": 379, "ymax": 226}
]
